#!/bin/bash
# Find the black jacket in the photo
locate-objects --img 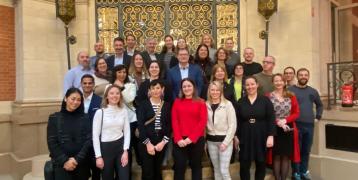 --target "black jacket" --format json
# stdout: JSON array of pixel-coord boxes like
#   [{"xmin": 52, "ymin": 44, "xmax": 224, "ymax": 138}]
[
  {"xmin": 135, "ymin": 79, "xmax": 173, "ymax": 105},
  {"xmin": 106, "ymin": 53, "xmax": 132, "ymax": 70},
  {"xmin": 136, "ymin": 100, "xmax": 171, "ymax": 143},
  {"xmin": 47, "ymin": 111, "xmax": 91, "ymax": 166}
]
